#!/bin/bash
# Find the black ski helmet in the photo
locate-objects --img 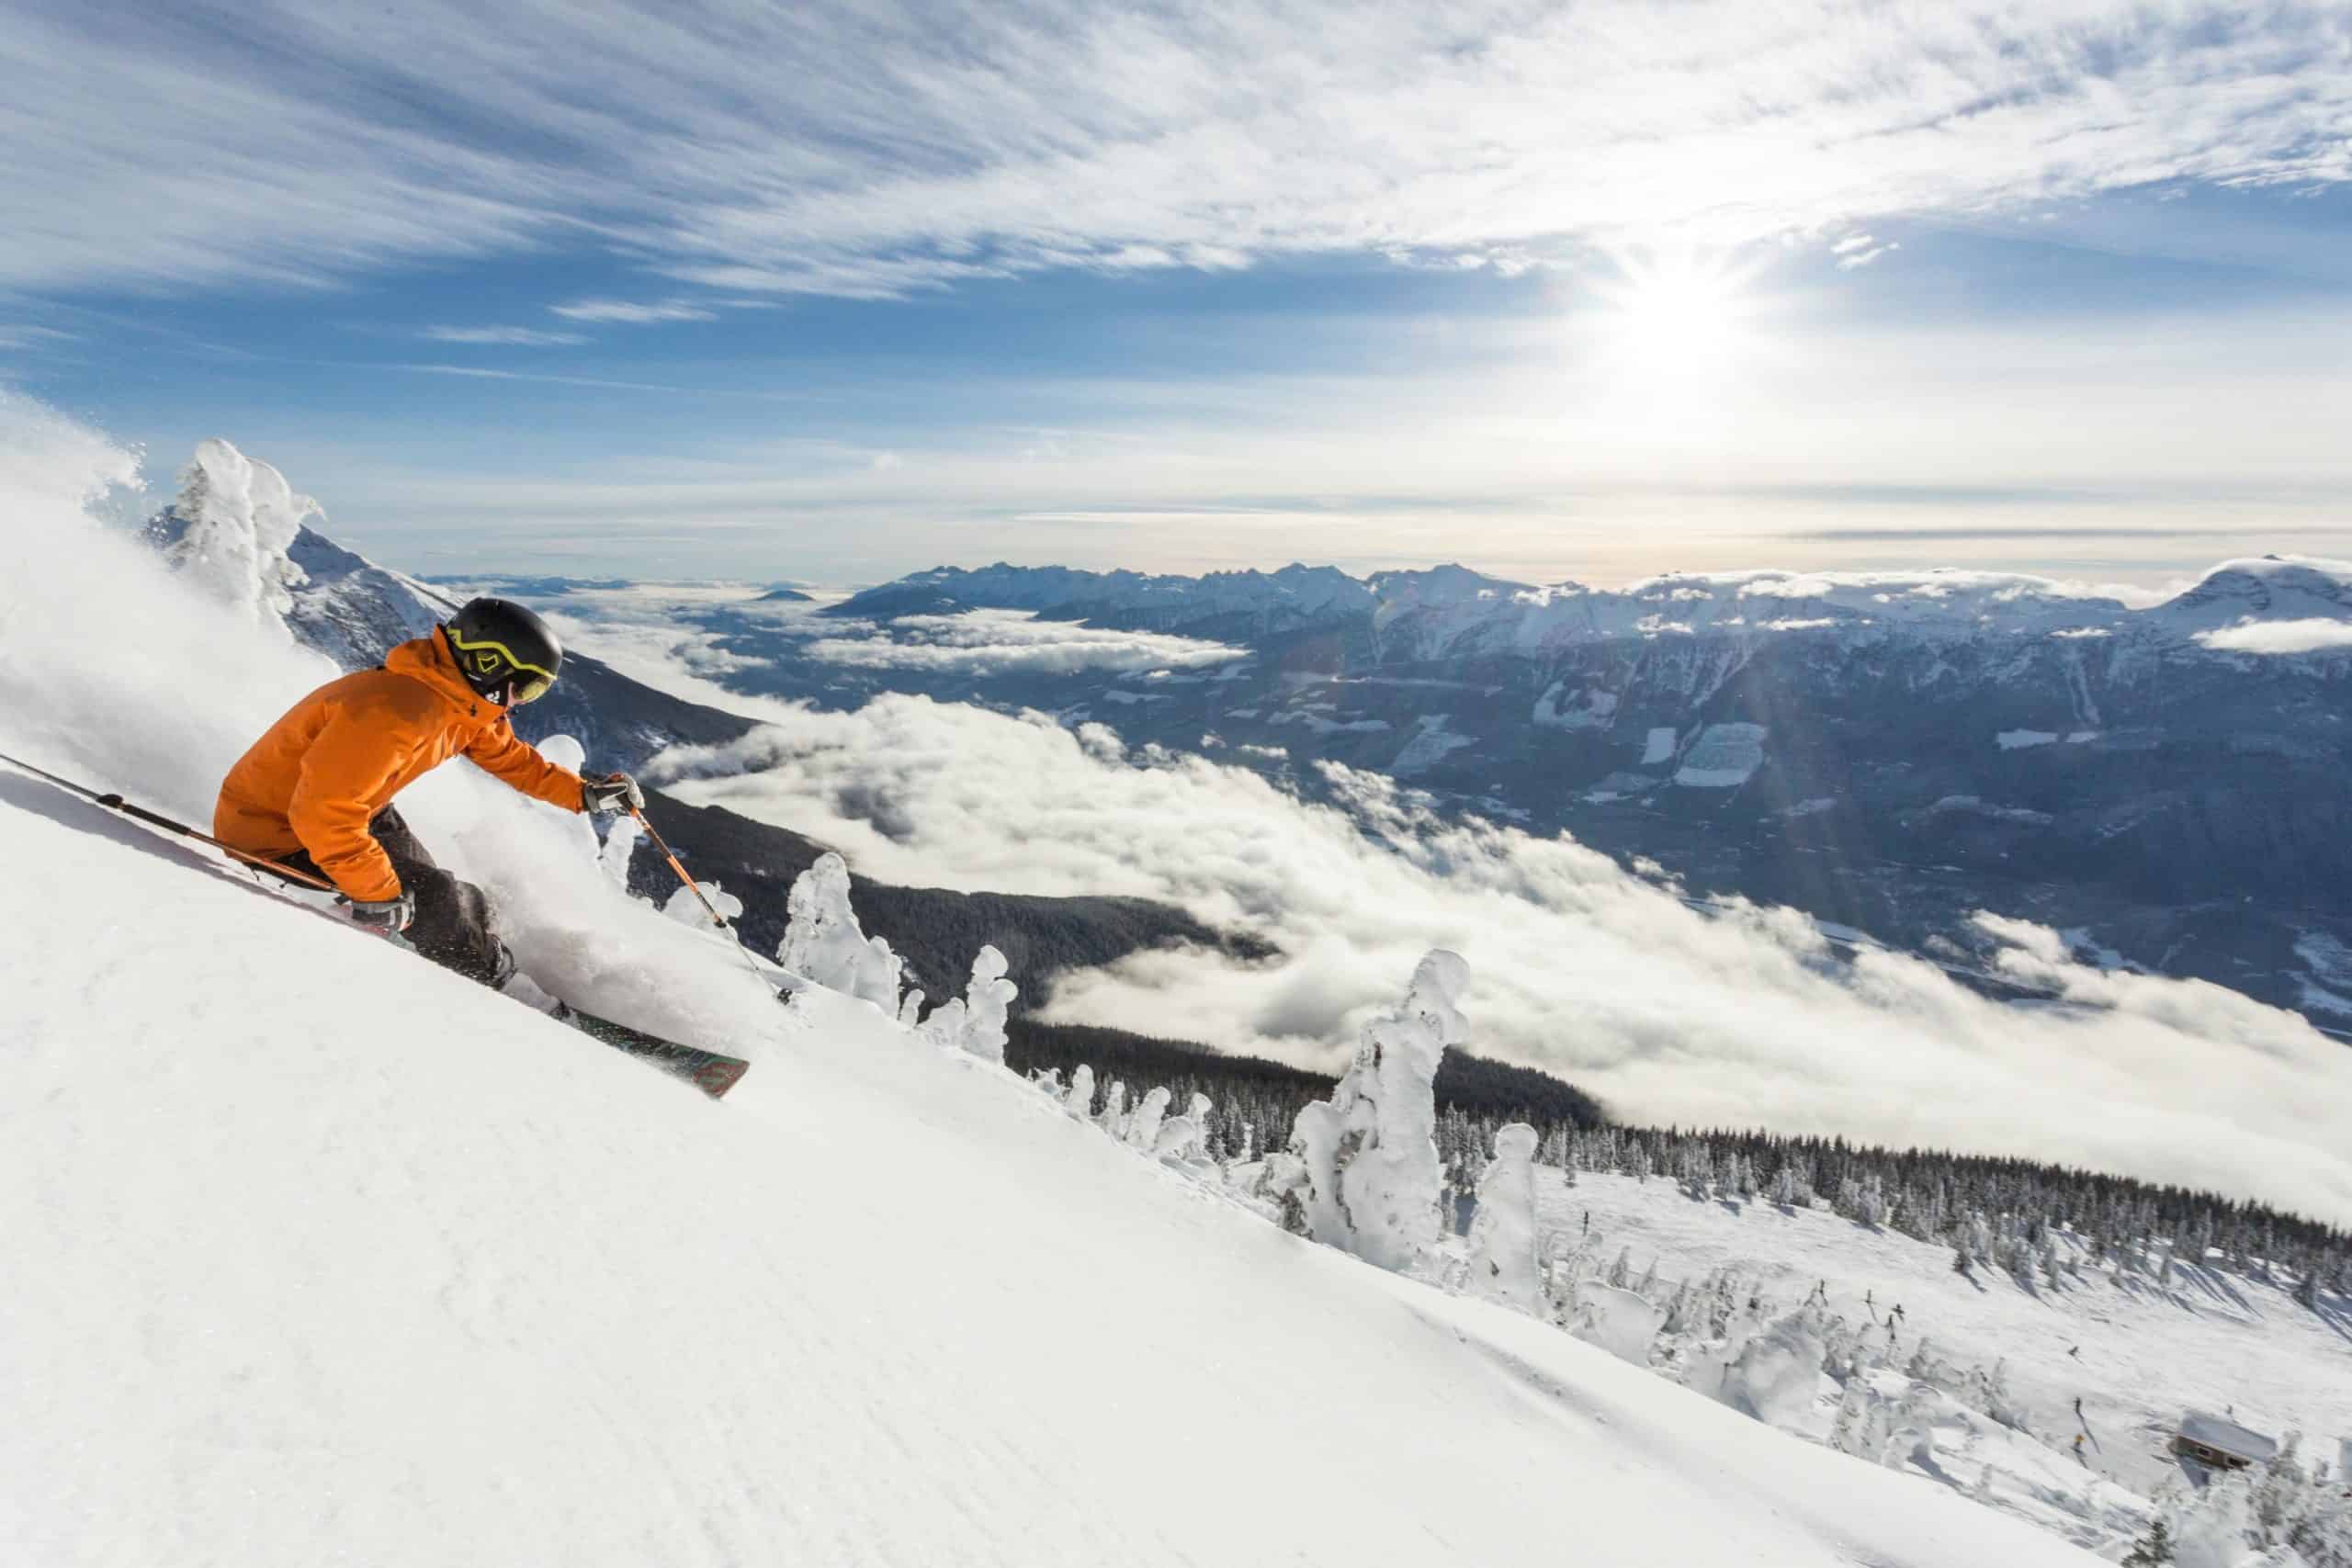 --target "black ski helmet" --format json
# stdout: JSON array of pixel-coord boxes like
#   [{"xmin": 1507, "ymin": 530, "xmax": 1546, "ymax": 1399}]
[{"xmin": 443, "ymin": 597, "xmax": 563, "ymax": 705}]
